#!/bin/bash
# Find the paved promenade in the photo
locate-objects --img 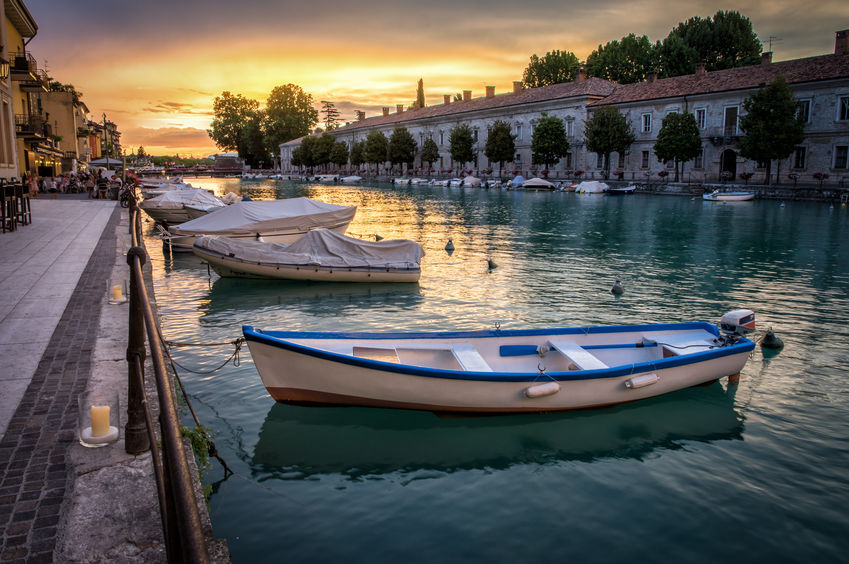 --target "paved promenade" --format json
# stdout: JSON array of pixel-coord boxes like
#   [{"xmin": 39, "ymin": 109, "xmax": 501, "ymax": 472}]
[{"xmin": 0, "ymin": 196, "xmax": 226, "ymax": 562}]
